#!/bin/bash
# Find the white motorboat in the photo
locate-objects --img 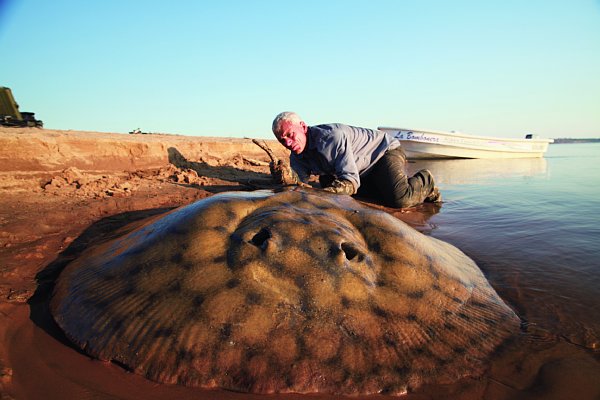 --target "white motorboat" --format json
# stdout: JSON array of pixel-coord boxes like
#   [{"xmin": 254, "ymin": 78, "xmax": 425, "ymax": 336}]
[{"xmin": 377, "ymin": 127, "xmax": 554, "ymax": 159}]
